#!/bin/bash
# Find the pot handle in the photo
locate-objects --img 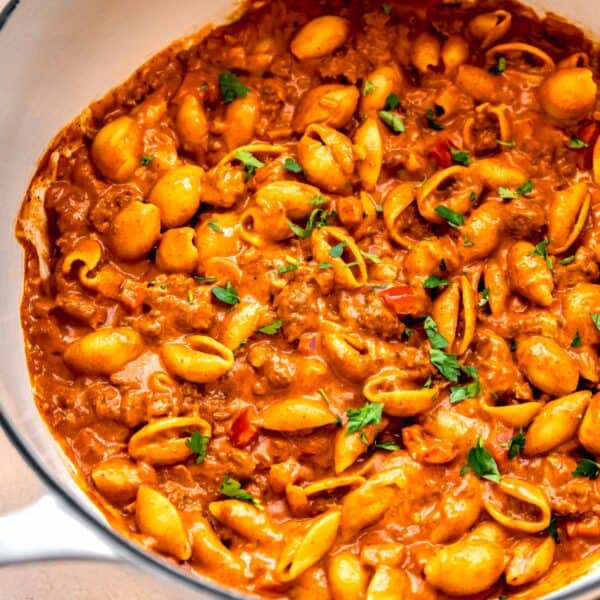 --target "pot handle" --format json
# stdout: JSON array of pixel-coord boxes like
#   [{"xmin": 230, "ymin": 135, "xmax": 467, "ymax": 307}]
[{"xmin": 0, "ymin": 493, "xmax": 118, "ymax": 564}]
